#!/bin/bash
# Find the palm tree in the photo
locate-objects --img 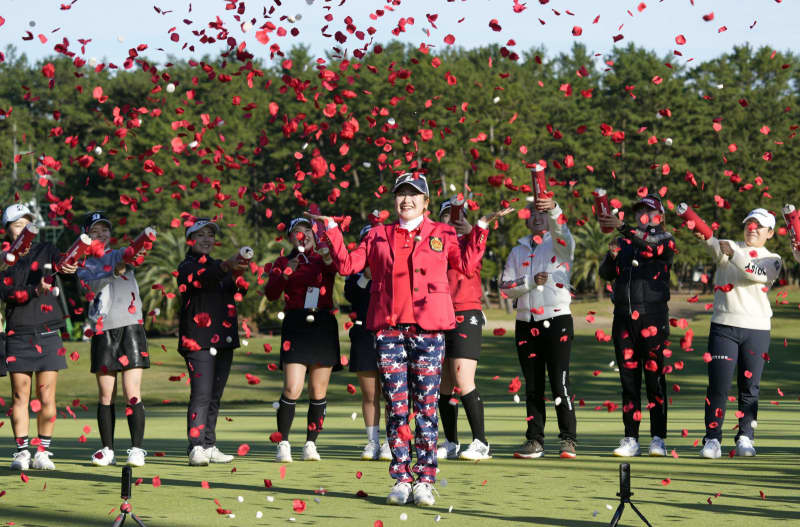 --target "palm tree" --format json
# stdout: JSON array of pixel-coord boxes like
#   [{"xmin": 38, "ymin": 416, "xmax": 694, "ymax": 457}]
[{"xmin": 571, "ymin": 221, "xmax": 614, "ymax": 301}]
